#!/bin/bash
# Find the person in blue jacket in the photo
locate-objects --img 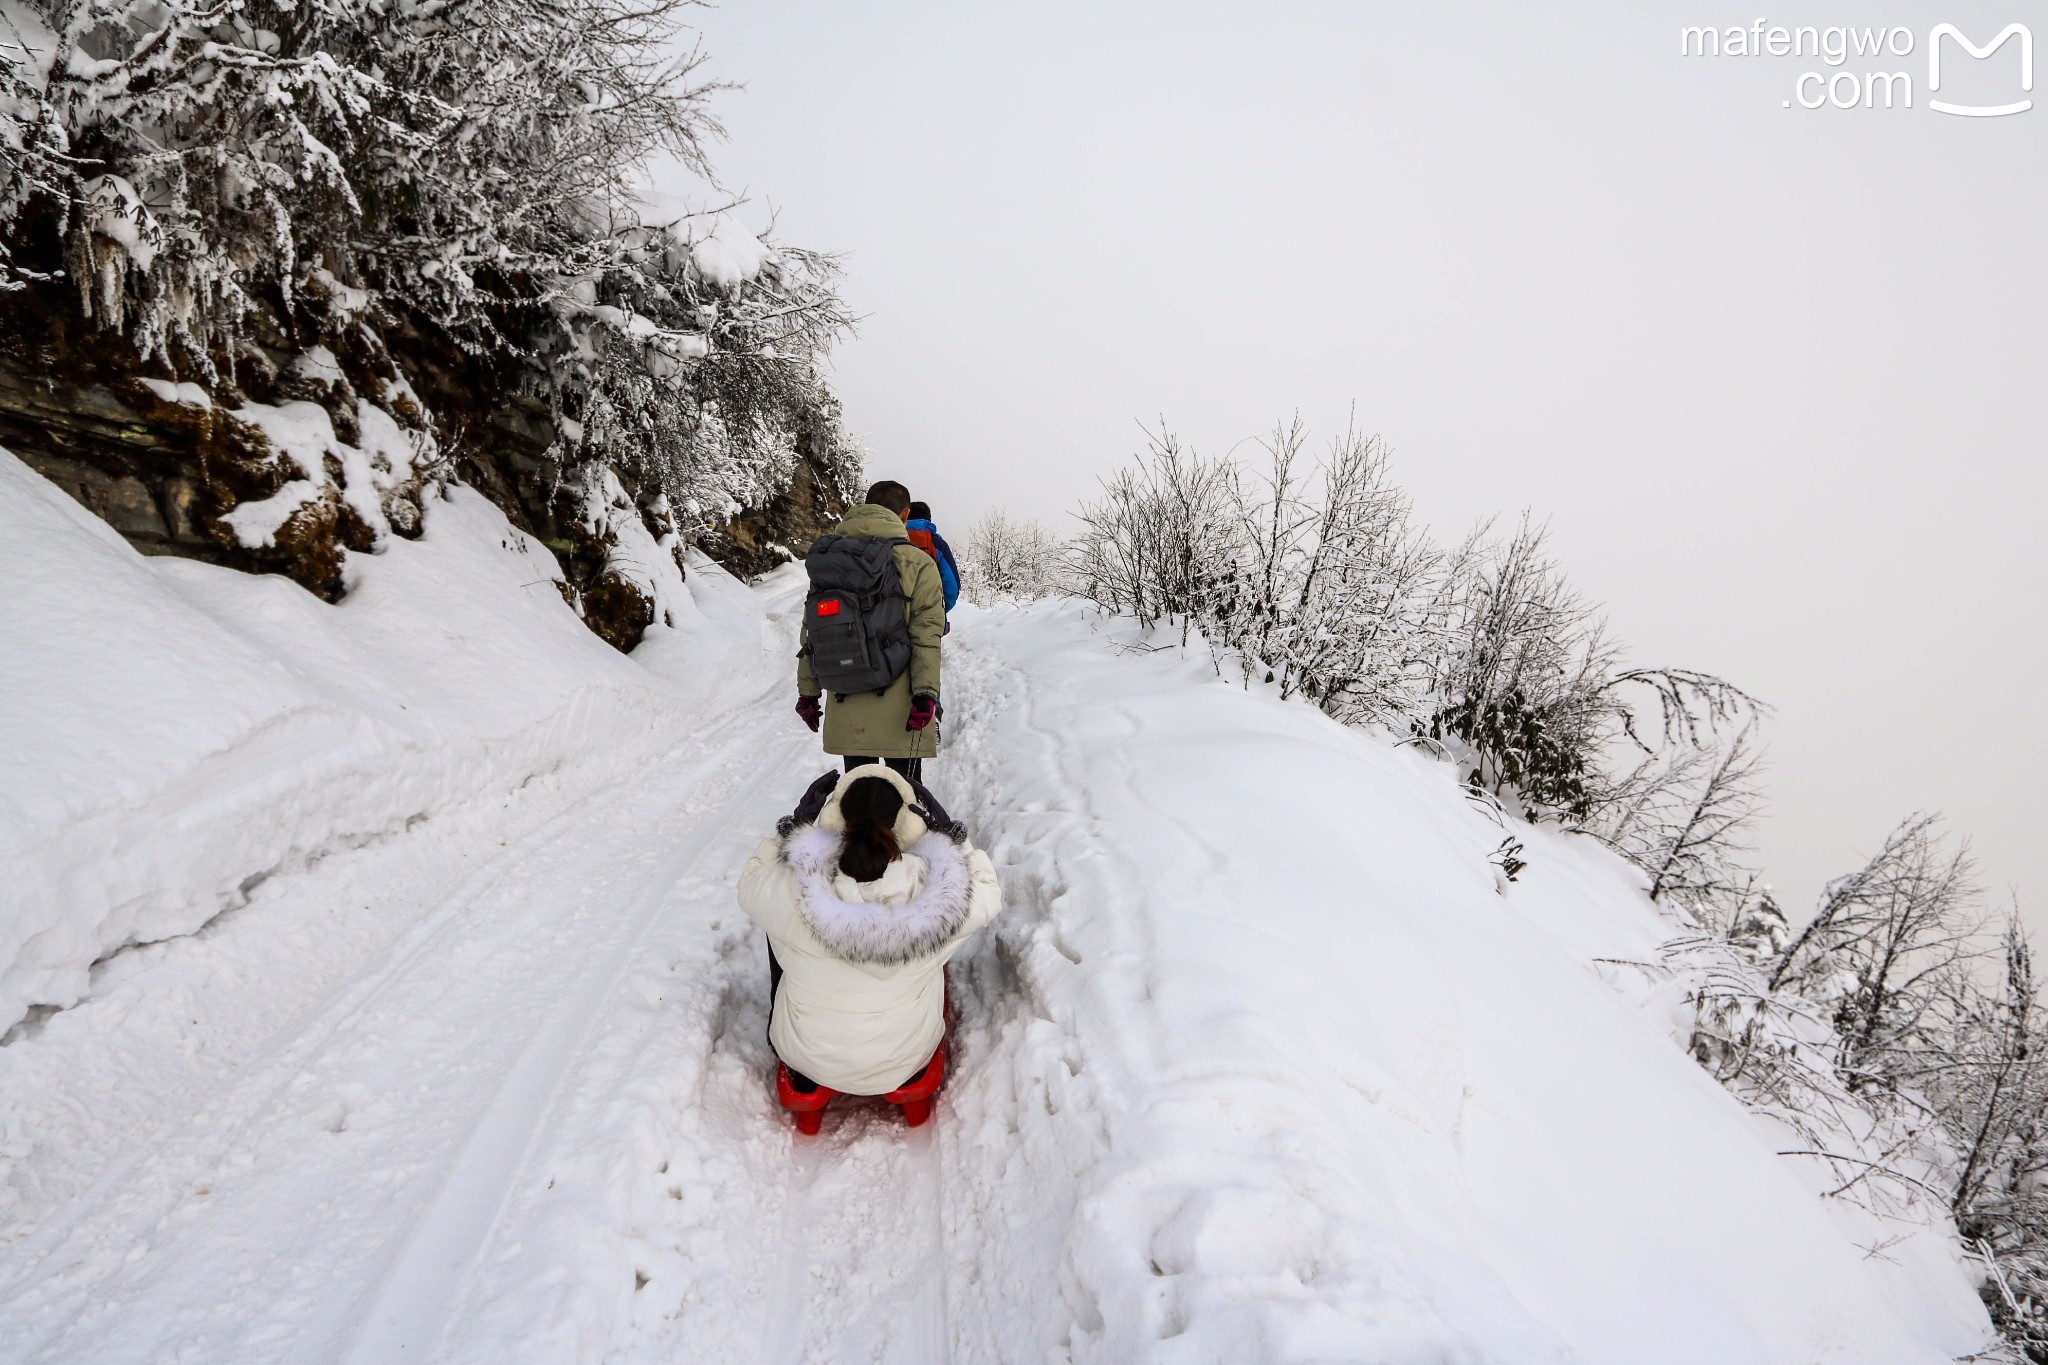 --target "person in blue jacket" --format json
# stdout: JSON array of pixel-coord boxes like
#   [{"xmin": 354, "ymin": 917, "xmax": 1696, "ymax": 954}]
[{"xmin": 904, "ymin": 501, "xmax": 961, "ymax": 613}]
